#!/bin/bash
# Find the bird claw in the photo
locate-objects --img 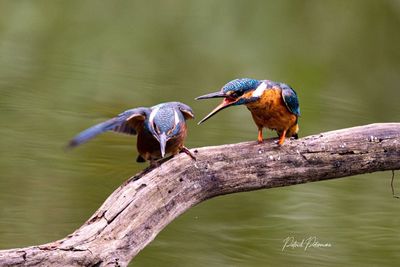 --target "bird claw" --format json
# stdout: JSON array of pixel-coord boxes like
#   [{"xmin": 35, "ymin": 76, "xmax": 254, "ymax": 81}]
[
  {"xmin": 273, "ymin": 139, "xmax": 284, "ymax": 146},
  {"xmin": 149, "ymin": 160, "xmax": 161, "ymax": 168},
  {"xmin": 180, "ymin": 146, "xmax": 196, "ymax": 161}
]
